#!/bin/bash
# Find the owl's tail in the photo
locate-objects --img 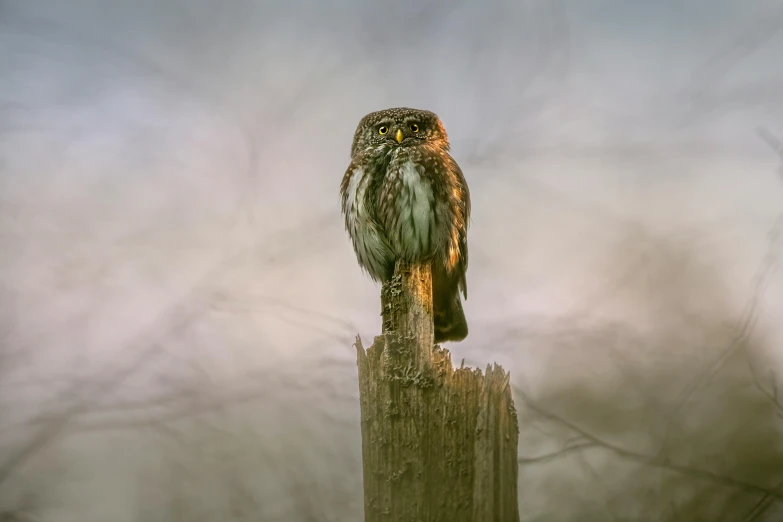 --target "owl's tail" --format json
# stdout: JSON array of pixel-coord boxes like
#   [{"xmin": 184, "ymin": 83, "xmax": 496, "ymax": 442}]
[{"xmin": 433, "ymin": 279, "xmax": 468, "ymax": 344}]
